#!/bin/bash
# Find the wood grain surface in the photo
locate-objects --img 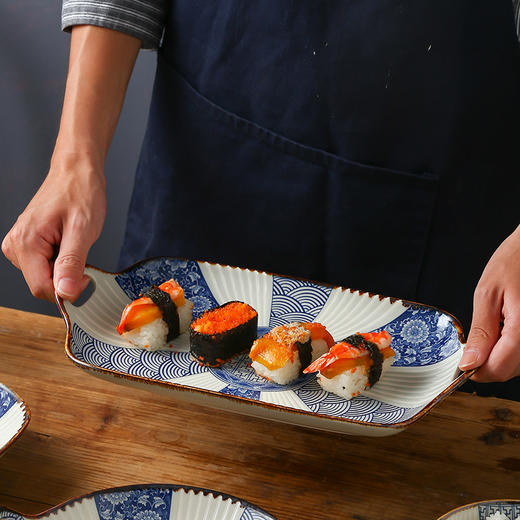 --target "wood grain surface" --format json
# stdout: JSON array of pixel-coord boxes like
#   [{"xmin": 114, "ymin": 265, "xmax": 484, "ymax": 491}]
[{"xmin": 0, "ymin": 306, "xmax": 519, "ymax": 520}]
